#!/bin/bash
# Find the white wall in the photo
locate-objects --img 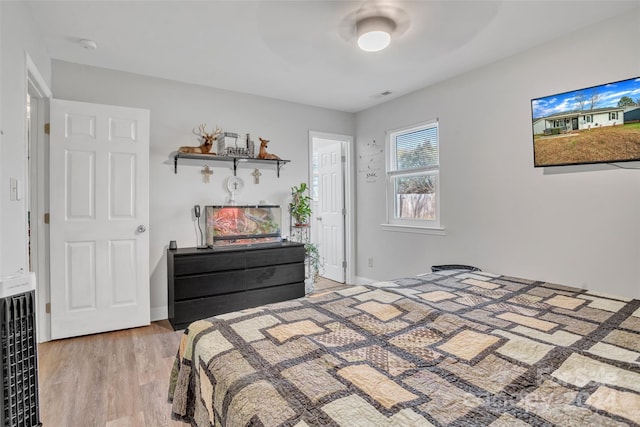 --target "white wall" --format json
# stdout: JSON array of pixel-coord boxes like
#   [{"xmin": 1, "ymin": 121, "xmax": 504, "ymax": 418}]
[
  {"xmin": 51, "ymin": 60, "xmax": 355, "ymax": 318},
  {"xmin": 0, "ymin": 1, "xmax": 3, "ymax": 276},
  {"xmin": 0, "ymin": 1, "xmax": 51, "ymax": 276},
  {"xmin": 355, "ymin": 10, "xmax": 640, "ymax": 299}
]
